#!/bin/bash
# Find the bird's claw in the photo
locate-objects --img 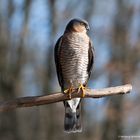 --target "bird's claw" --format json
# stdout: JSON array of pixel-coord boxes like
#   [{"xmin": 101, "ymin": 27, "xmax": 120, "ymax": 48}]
[
  {"xmin": 64, "ymin": 86, "xmax": 74, "ymax": 99},
  {"xmin": 78, "ymin": 84, "xmax": 86, "ymax": 97}
]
